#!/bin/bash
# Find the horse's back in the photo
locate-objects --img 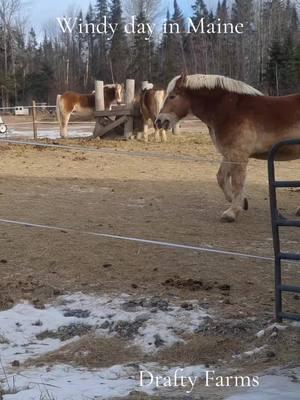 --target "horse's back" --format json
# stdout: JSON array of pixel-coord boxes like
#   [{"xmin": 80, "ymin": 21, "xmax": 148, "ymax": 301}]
[
  {"xmin": 237, "ymin": 94, "xmax": 300, "ymax": 159},
  {"xmin": 60, "ymin": 91, "xmax": 95, "ymax": 112}
]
